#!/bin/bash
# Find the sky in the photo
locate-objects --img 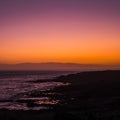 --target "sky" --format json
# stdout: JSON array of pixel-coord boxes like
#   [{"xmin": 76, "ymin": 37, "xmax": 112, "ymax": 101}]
[{"xmin": 0, "ymin": 0, "xmax": 120, "ymax": 64}]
